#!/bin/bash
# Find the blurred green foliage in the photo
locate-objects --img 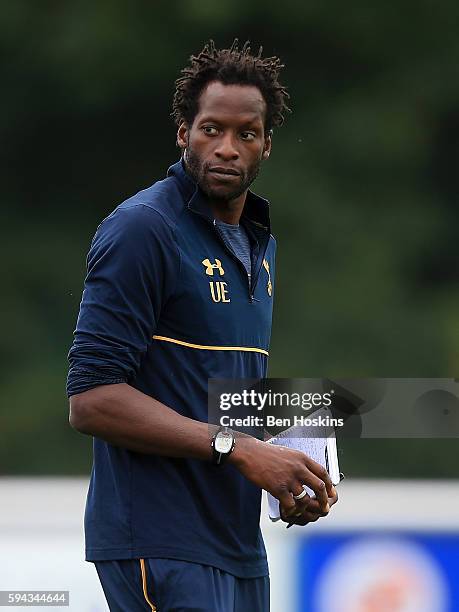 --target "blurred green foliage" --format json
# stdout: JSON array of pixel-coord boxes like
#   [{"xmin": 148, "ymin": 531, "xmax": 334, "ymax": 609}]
[{"xmin": 1, "ymin": 1, "xmax": 458, "ymax": 475}]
